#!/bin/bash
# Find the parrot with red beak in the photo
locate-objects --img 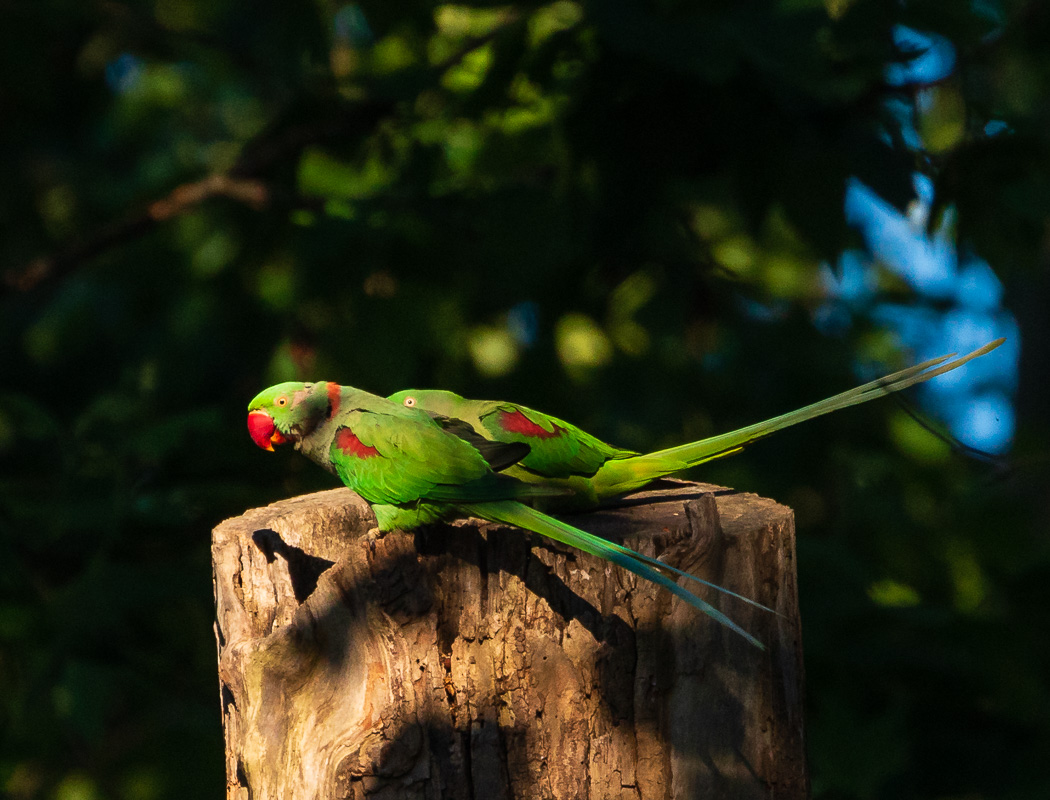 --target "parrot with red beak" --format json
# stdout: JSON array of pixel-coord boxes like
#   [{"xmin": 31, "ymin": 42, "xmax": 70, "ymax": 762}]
[{"xmin": 247, "ymin": 381, "xmax": 770, "ymax": 648}]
